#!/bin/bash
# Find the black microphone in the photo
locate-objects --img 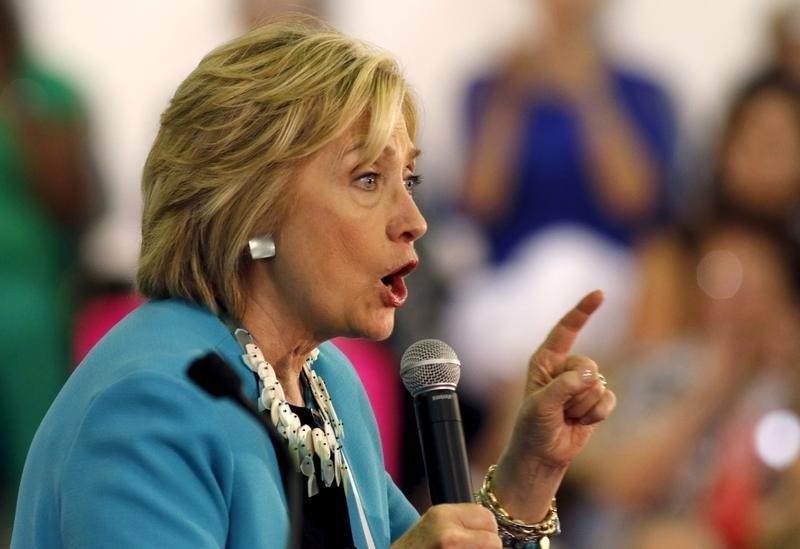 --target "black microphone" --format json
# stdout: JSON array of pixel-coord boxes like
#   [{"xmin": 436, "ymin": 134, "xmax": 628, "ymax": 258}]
[
  {"xmin": 400, "ymin": 339, "xmax": 473, "ymax": 504},
  {"xmin": 187, "ymin": 352, "xmax": 301, "ymax": 549}
]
